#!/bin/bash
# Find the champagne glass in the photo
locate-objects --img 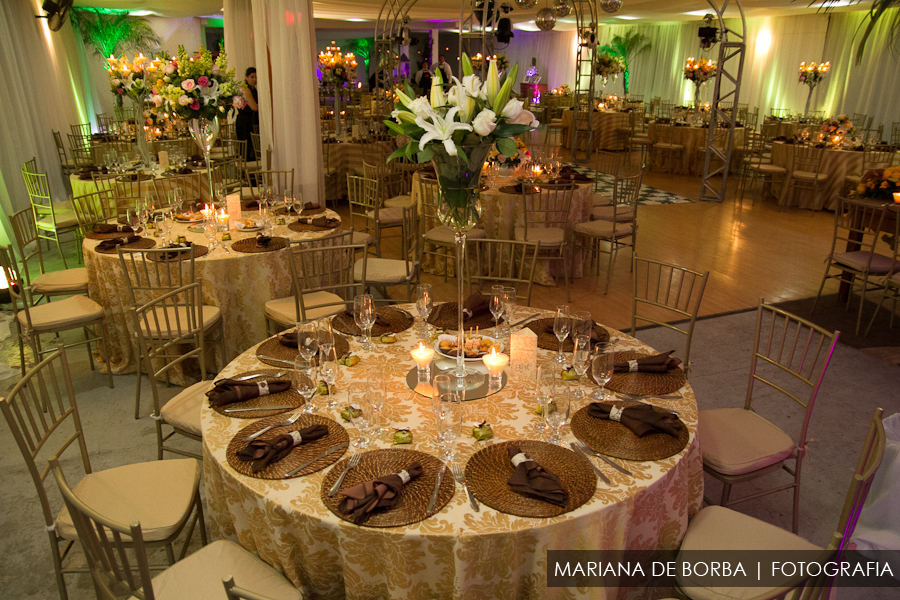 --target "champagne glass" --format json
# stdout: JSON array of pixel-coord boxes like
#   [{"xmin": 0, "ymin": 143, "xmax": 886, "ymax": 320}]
[
  {"xmin": 127, "ymin": 208, "xmax": 140, "ymax": 231},
  {"xmin": 203, "ymin": 218, "xmax": 217, "ymax": 251},
  {"xmin": 295, "ymin": 320, "xmax": 319, "ymax": 362},
  {"xmin": 438, "ymin": 391, "xmax": 462, "ymax": 461},
  {"xmin": 347, "ymin": 382, "xmax": 372, "ymax": 448},
  {"xmin": 571, "ymin": 335, "xmax": 591, "ymax": 401},
  {"xmin": 553, "ymin": 305, "xmax": 571, "ymax": 364},
  {"xmin": 162, "ymin": 209, "xmax": 174, "ymax": 244},
  {"xmin": 318, "ymin": 319, "xmax": 334, "ymax": 356},
  {"xmin": 292, "ymin": 192, "xmax": 304, "ymax": 216},
  {"xmin": 501, "ymin": 286, "xmax": 516, "ymax": 335},
  {"xmin": 545, "ymin": 388, "xmax": 570, "ymax": 445},
  {"xmin": 490, "ymin": 284, "xmax": 505, "ymax": 333},
  {"xmin": 535, "ymin": 365, "xmax": 556, "ymax": 434},
  {"xmin": 366, "ymin": 365, "xmax": 386, "ymax": 437},
  {"xmin": 591, "ymin": 342, "xmax": 616, "ymax": 400},
  {"xmin": 416, "ymin": 283, "xmax": 433, "ymax": 336},
  {"xmin": 573, "ymin": 310, "xmax": 592, "ymax": 339},
  {"xmin": 294, "ymin": 357, "xmax": 318, "ymax": 414},
  {"xmin": 354, "ymin": 294, "xmax": 375, "ymax": 350},
  {"xmin": 319, "ymin": 346, "xmax": 339, "ymax": 410}
]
